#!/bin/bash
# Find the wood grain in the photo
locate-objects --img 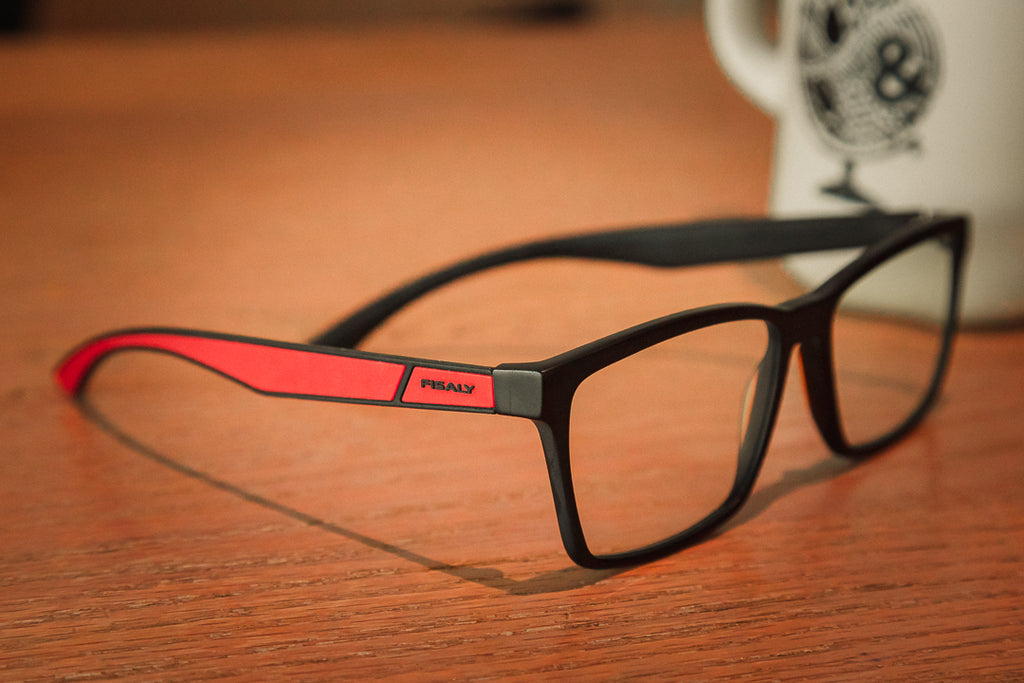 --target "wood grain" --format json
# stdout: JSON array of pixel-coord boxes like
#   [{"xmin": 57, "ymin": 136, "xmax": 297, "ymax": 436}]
[{"xmin": 2, "ymin": 15, "xmax": 1022, "ymax": 681}]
